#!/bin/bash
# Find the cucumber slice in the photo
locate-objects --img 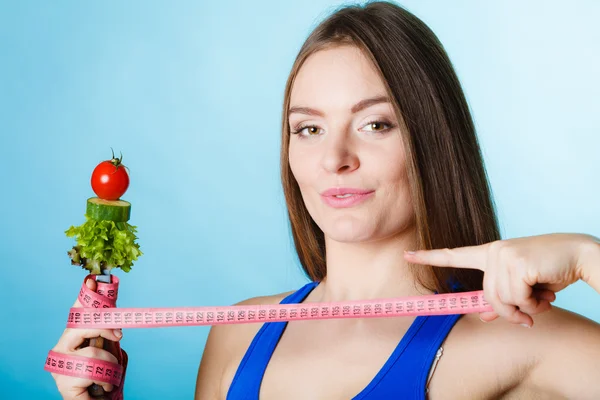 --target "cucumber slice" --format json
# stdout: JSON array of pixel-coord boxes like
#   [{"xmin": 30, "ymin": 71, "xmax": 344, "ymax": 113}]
[{"xmin": 86, "ymin": 197, "xmax": 131, "ymax": 222}]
